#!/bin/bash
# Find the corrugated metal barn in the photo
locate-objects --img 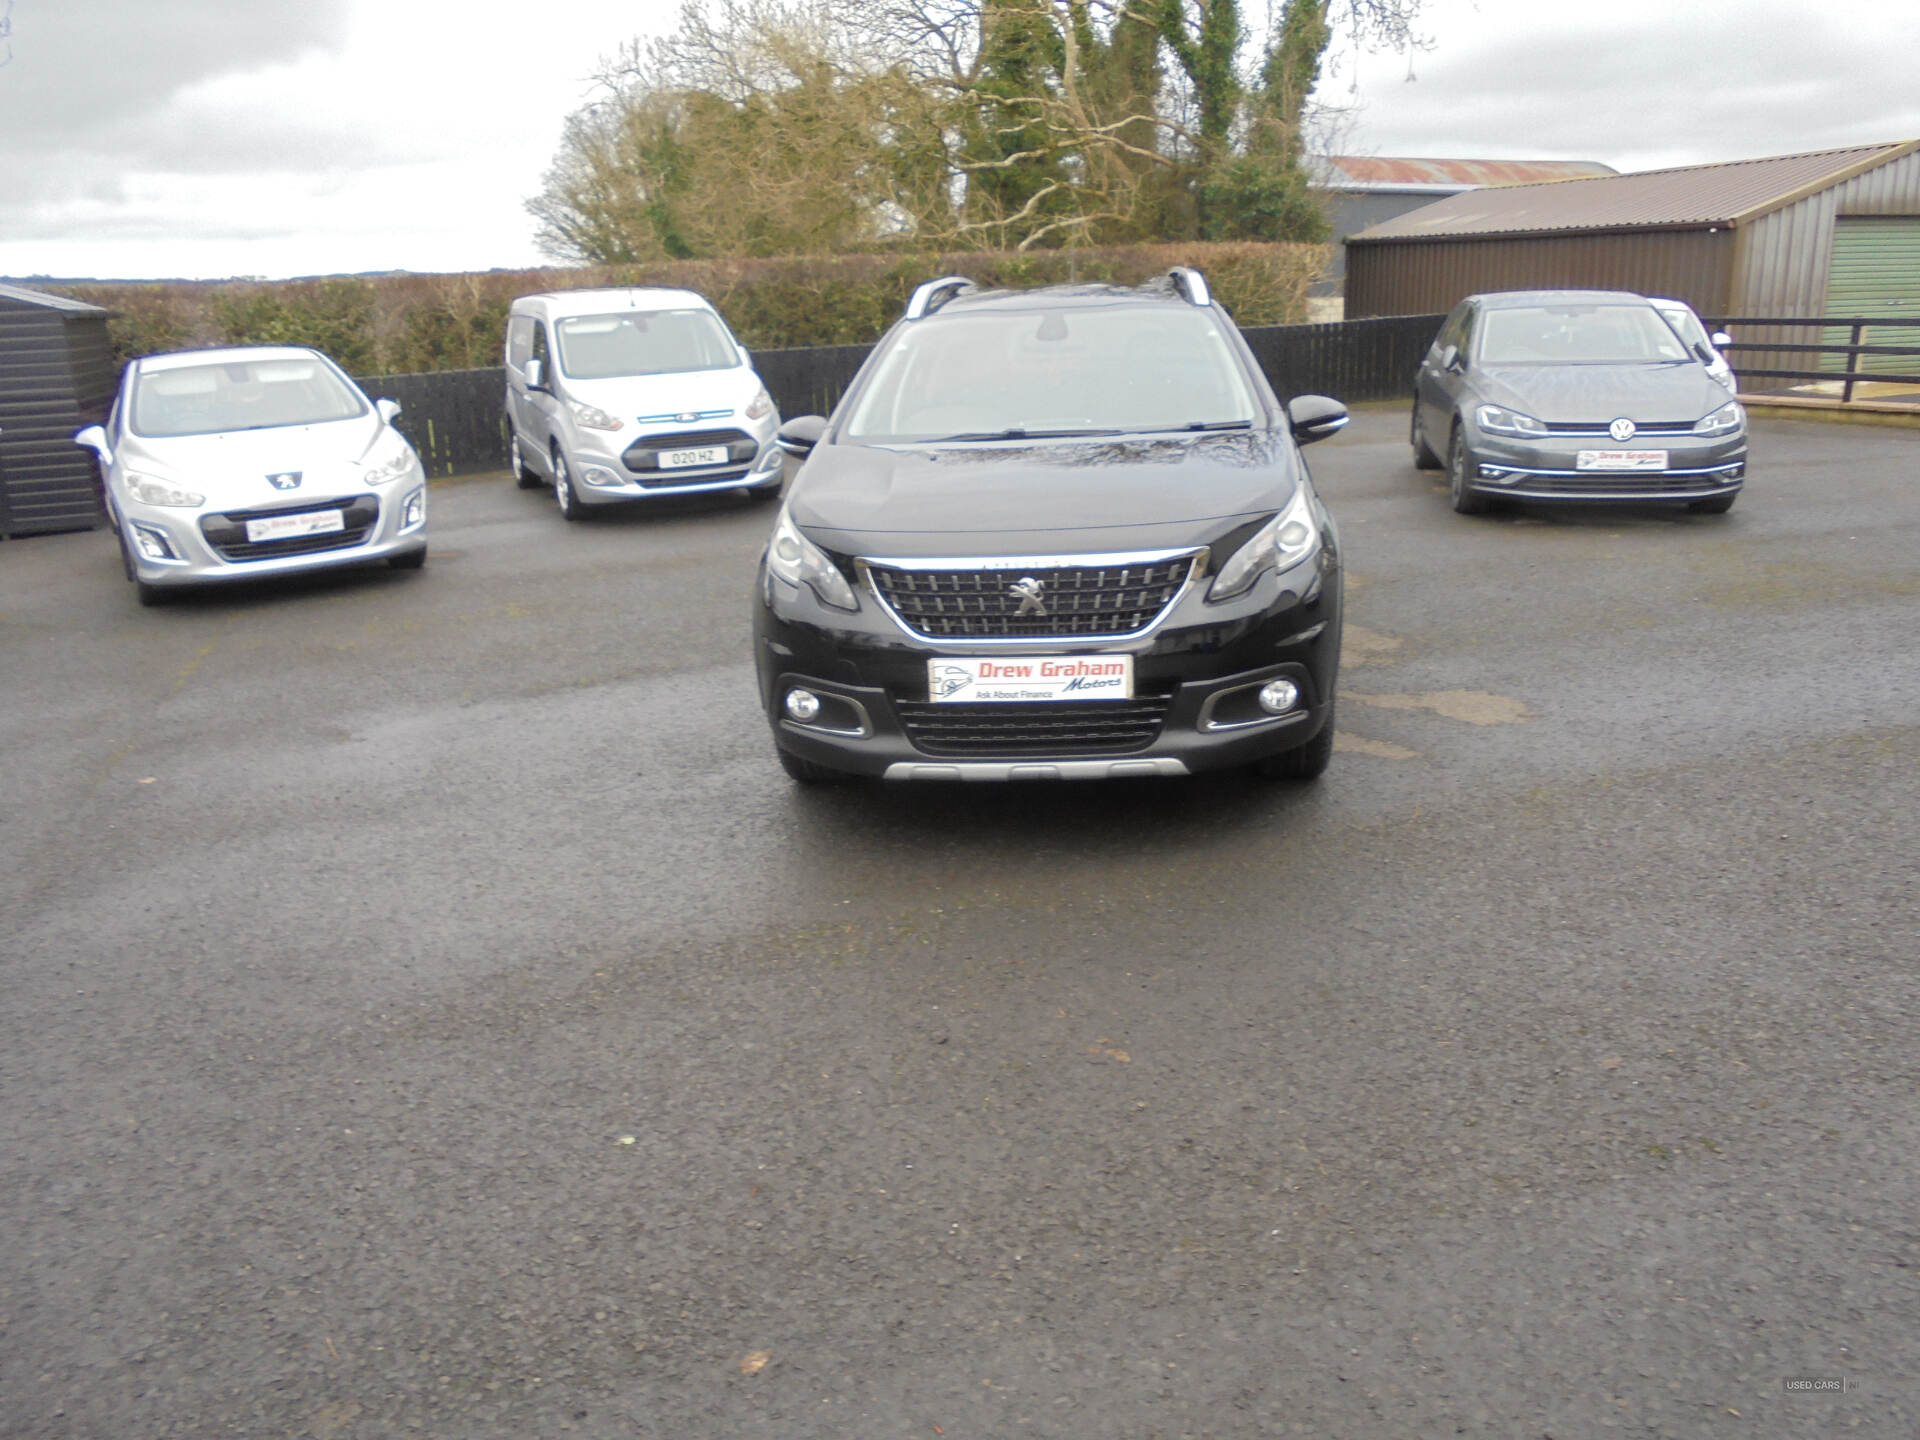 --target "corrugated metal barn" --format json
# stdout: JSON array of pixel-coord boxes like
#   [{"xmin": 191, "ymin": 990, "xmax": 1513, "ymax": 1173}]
[
  {"xmin": 0, "ymin": 283, "xmax": 116, "ymax": 538},
  {"xmin": 1311, "ymin": 156, "xmax": 1616, "ymax": 292},
  {"xmin": 1346, "ymin": 142, "xmax": 1920, "ymax": 390}
]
